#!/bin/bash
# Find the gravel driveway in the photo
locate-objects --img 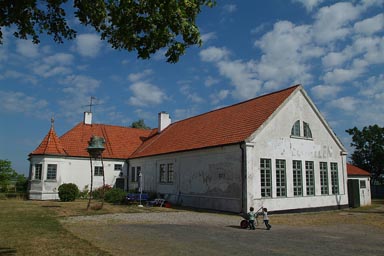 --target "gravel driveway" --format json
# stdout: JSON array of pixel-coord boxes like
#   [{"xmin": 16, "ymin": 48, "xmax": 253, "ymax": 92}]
[{"xmin": 61, "ymin": 210, "xmax": 384, "ymax": 256}]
